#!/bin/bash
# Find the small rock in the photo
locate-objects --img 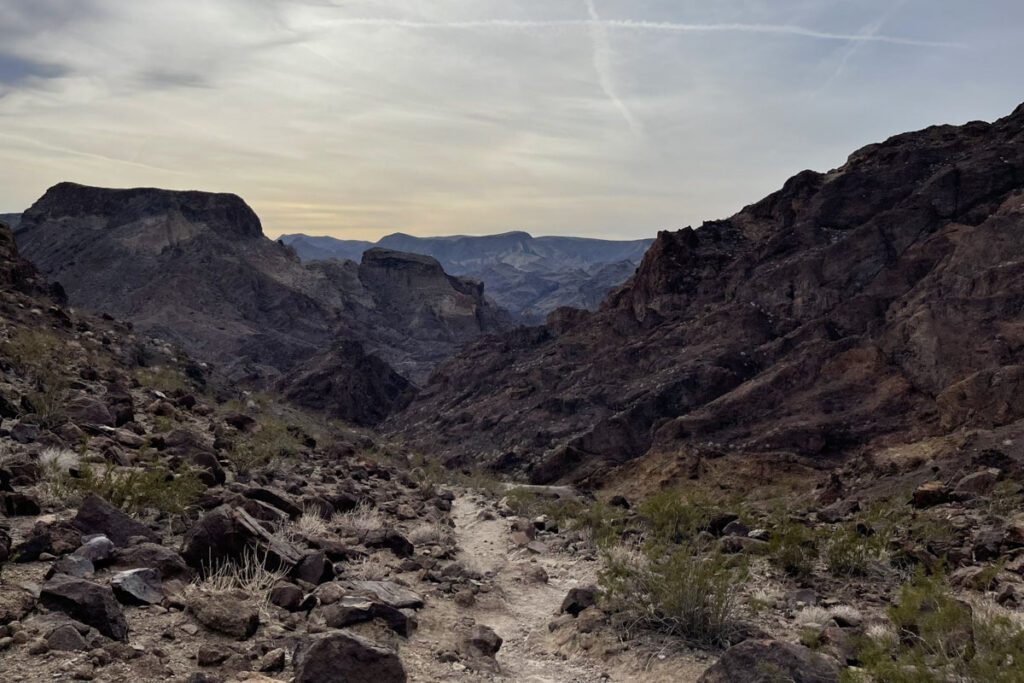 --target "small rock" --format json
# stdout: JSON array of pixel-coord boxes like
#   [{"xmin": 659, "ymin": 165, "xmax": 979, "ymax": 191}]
[
  {"xmin": 561, "ymin": 586, "xmax": 598, "ymax": 616},
  {"xmin": 294, "ymin": 631, "xmax": 406, "ymax": 683},
  {"xmin": 111, "ymin": 568, "xmax": 164, "ymax": 605}
]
